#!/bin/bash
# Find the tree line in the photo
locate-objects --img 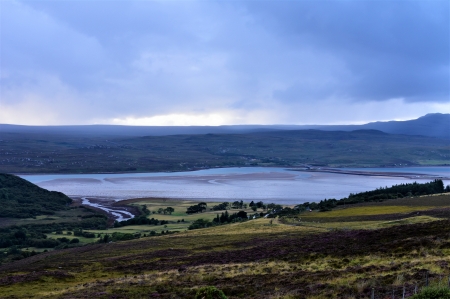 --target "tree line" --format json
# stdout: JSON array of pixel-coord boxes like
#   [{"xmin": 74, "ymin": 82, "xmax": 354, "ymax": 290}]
[{"xmin": 114, "ymin": 216, "xmax": 170, "ymax": 227}]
